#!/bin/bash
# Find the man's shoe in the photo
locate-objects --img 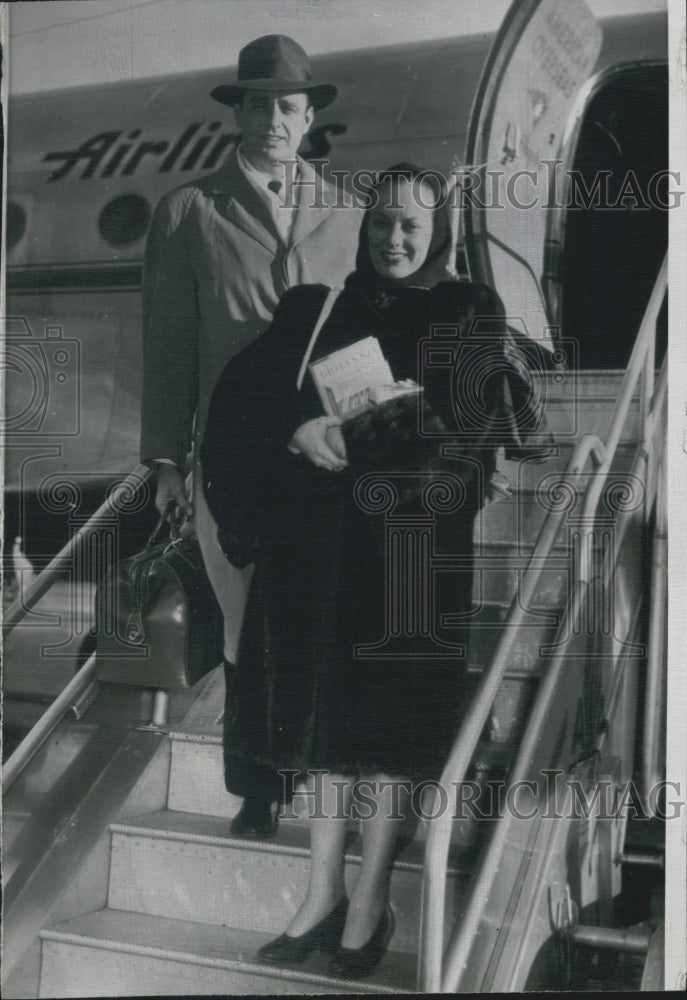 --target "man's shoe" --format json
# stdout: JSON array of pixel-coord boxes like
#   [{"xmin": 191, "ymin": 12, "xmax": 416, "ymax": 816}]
[{"xmin": 230, "ymin": 797, "xmax": 278, "ymax": 840}]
